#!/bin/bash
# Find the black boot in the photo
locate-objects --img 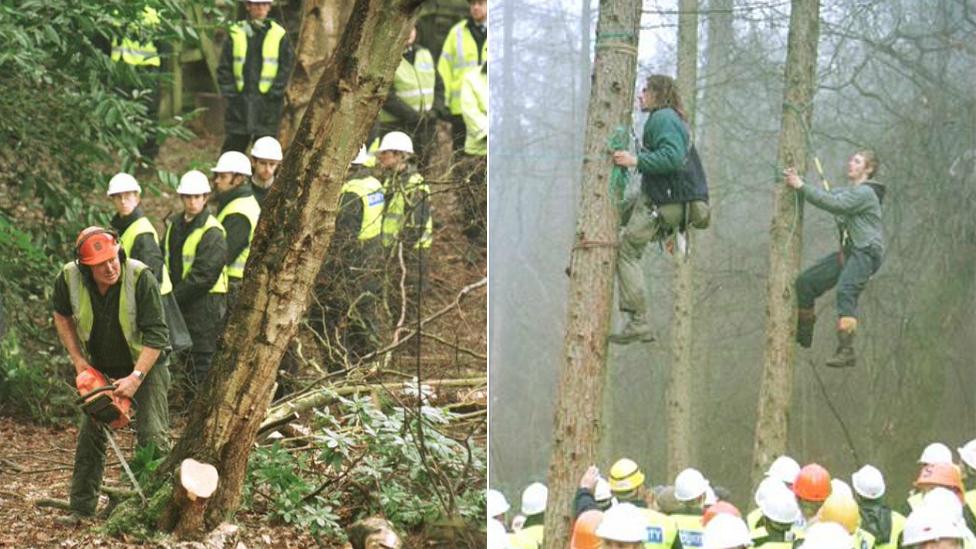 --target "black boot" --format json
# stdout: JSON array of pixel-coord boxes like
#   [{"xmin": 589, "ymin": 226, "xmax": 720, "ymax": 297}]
[
  {"xmin": 825, "ymin": 330, "xmax": 856, "ymax": 368},
  {"xmin": 796, "ymin": 308, "xmax": 816, "ymax": 348}
]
